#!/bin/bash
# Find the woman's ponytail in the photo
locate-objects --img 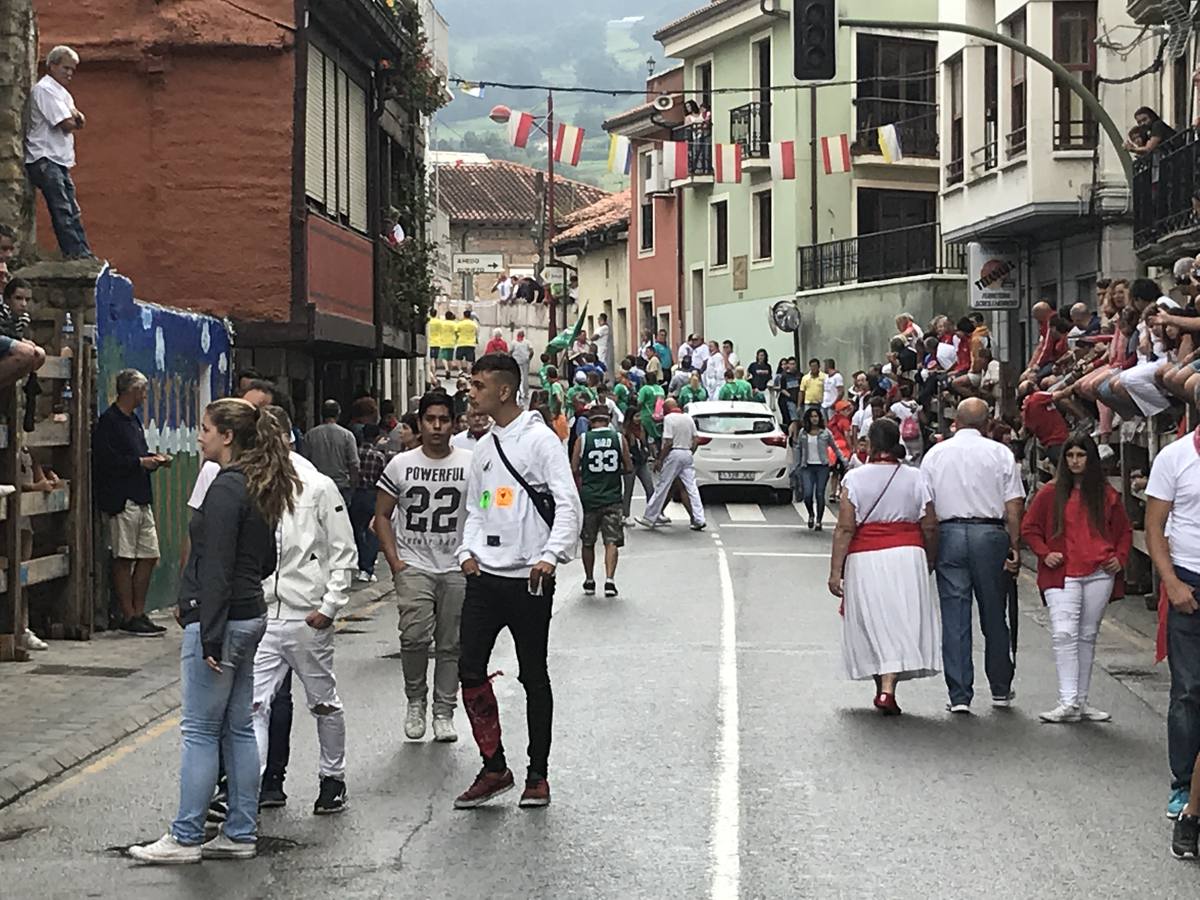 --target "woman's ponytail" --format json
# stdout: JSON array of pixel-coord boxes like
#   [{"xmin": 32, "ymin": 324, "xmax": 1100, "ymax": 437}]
[{"xmin": 204, "ymin": 398, "xmax": 300, "ymax": 524}]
